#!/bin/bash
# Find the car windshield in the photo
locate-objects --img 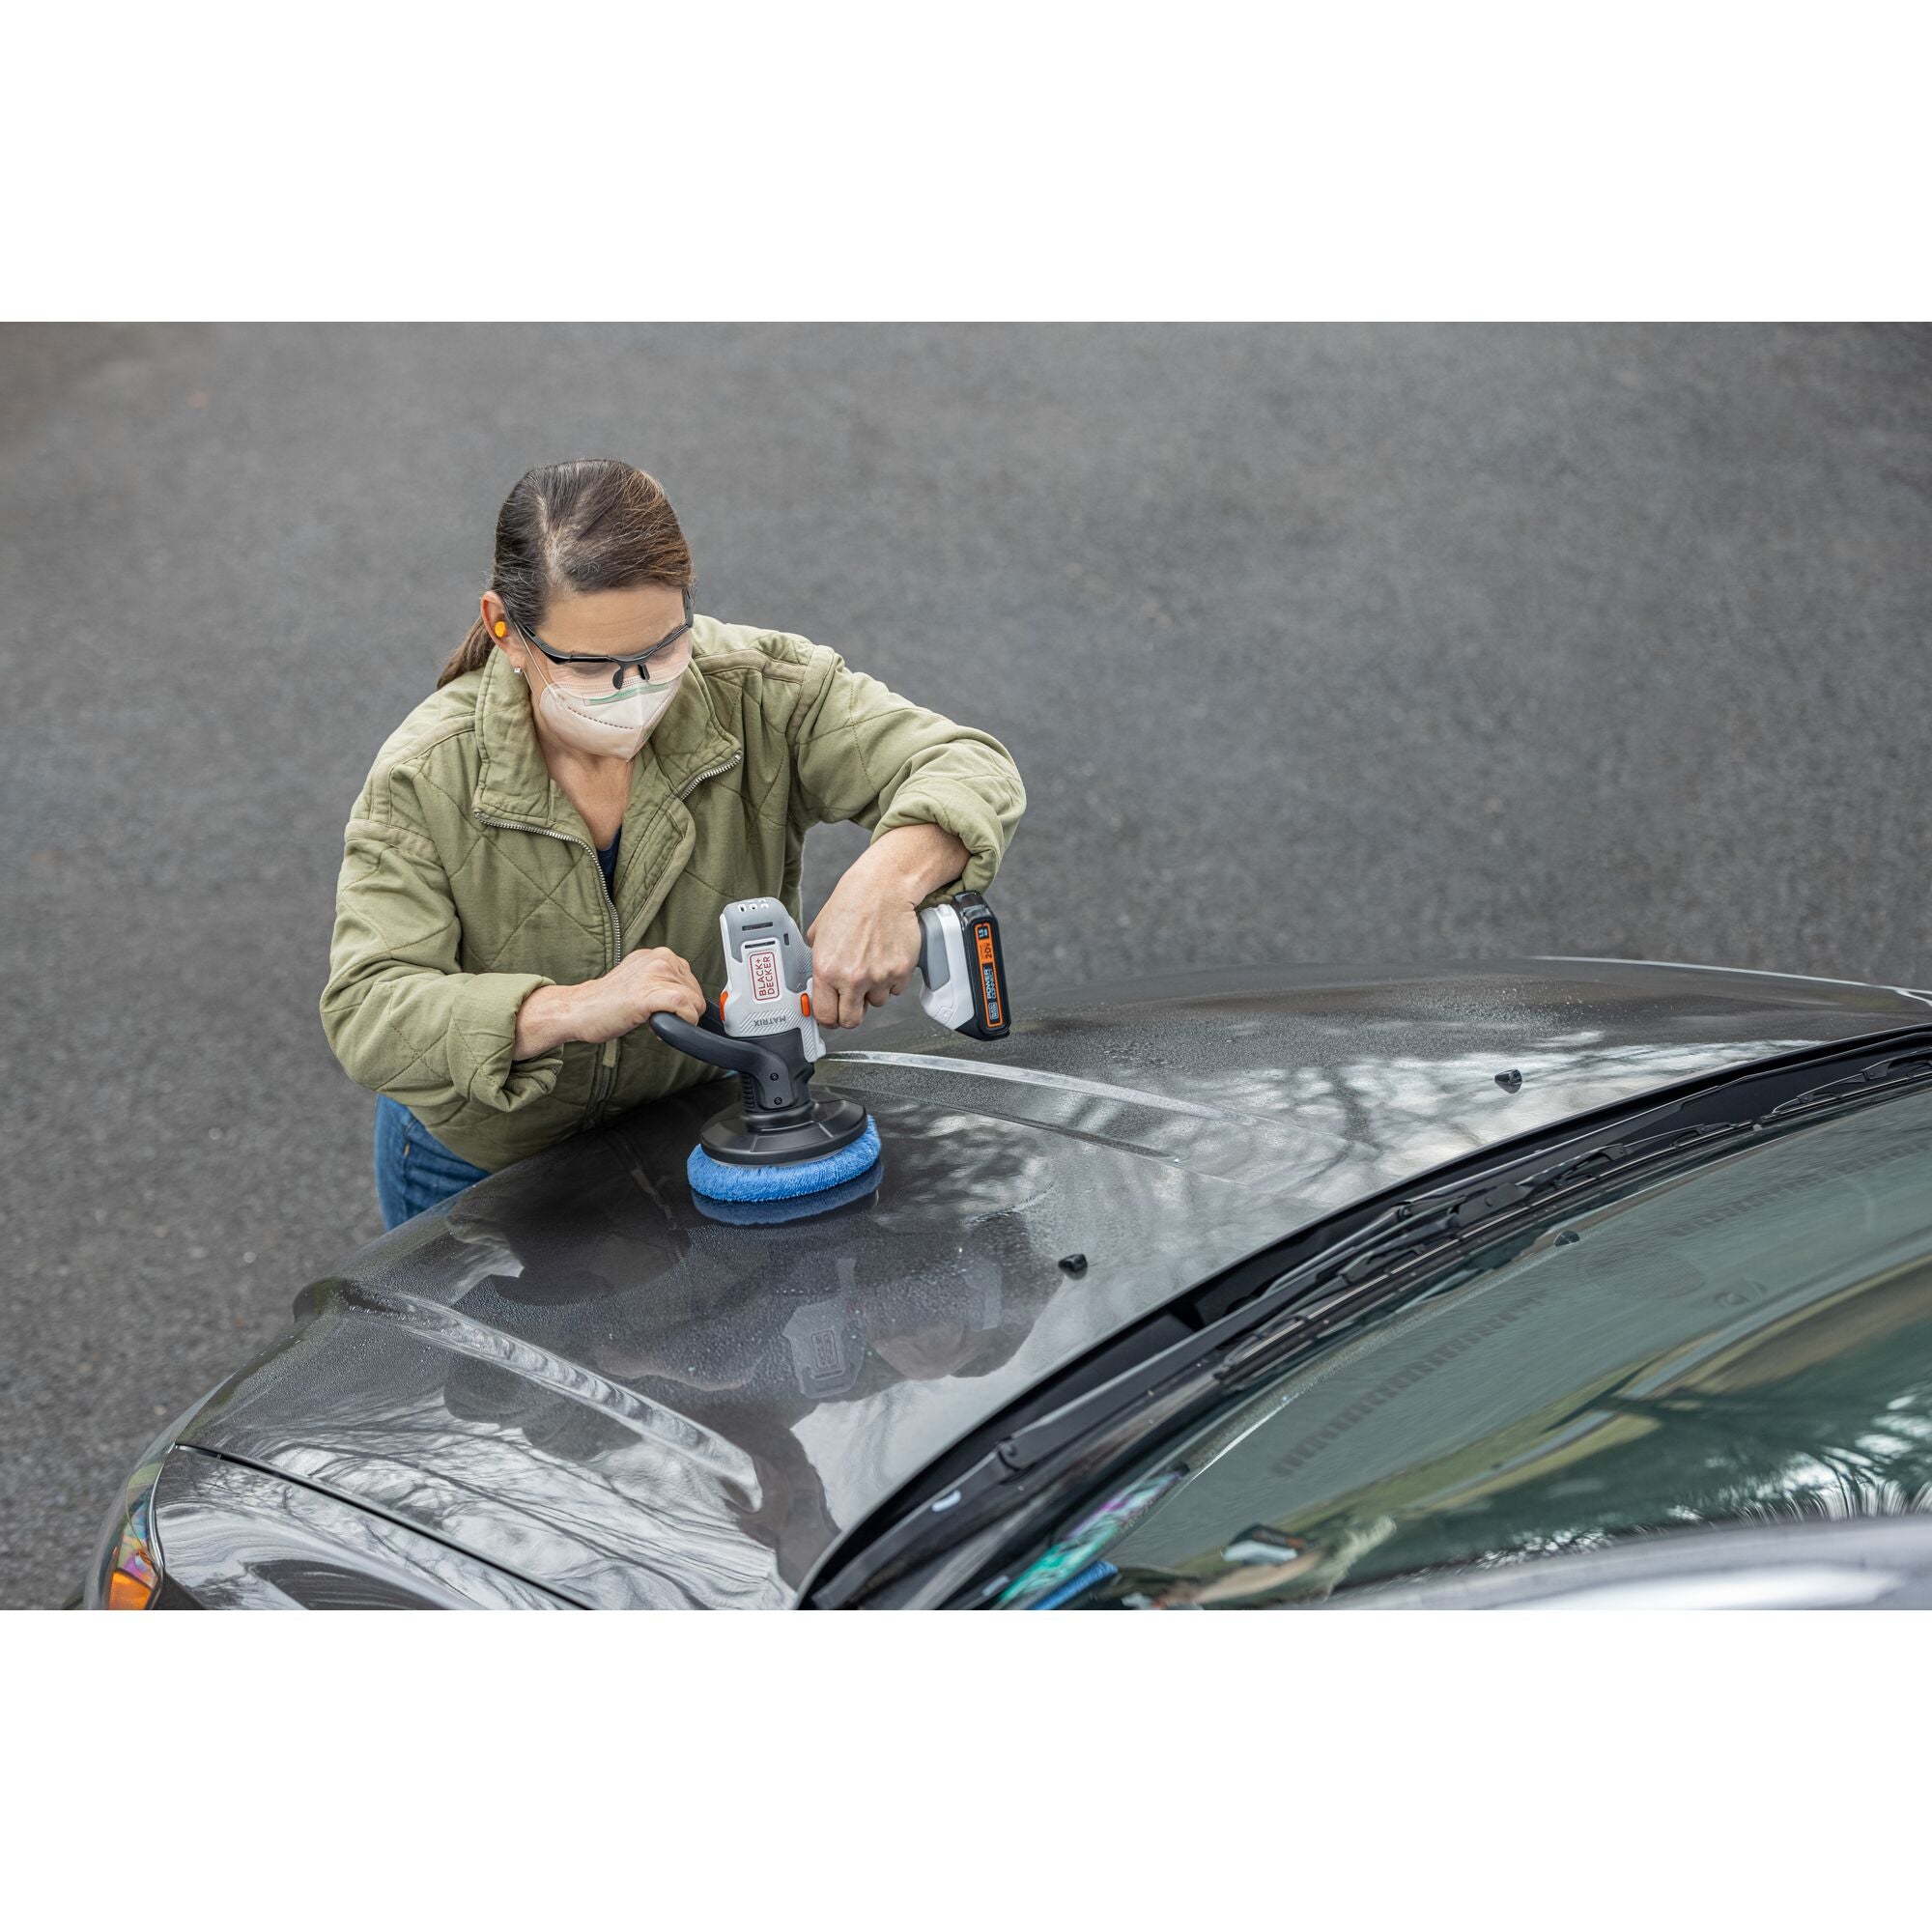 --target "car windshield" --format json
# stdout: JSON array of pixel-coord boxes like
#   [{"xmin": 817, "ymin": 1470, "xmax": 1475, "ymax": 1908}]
[{"xmin": 995, "ymin": 1079, "xmax": 1932, "ymax": 1608}]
